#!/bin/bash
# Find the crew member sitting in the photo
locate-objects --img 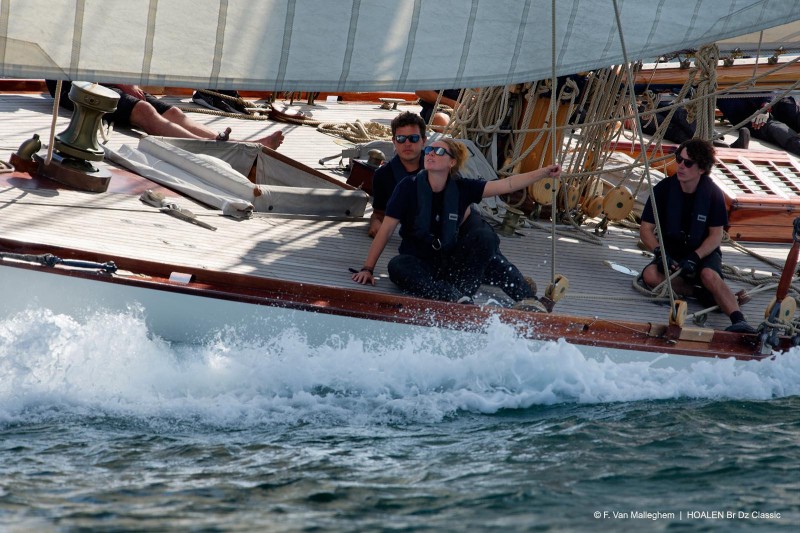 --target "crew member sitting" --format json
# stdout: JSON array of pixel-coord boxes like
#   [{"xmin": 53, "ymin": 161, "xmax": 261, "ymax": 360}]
[
  {"xmin": 353, "ymin": 135, "xmax": 559, "ymax": 308},
  {"xmin": 639, "ymin": 138, "xmax": 756, "ymax": 333}
]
